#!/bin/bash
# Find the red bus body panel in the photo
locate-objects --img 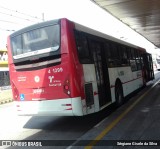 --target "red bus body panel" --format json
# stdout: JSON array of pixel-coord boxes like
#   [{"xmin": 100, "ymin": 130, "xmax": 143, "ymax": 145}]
[{"xmin": 7, "ymin": 19, "xmax": 84, "ymax": 102}]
